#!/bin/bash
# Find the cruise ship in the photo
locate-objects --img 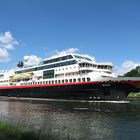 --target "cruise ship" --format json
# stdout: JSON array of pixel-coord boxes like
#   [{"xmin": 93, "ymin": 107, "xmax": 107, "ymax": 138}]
[{"xmin": 0, "ymin": 53, "xmax": 140, "ymax": 100}]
